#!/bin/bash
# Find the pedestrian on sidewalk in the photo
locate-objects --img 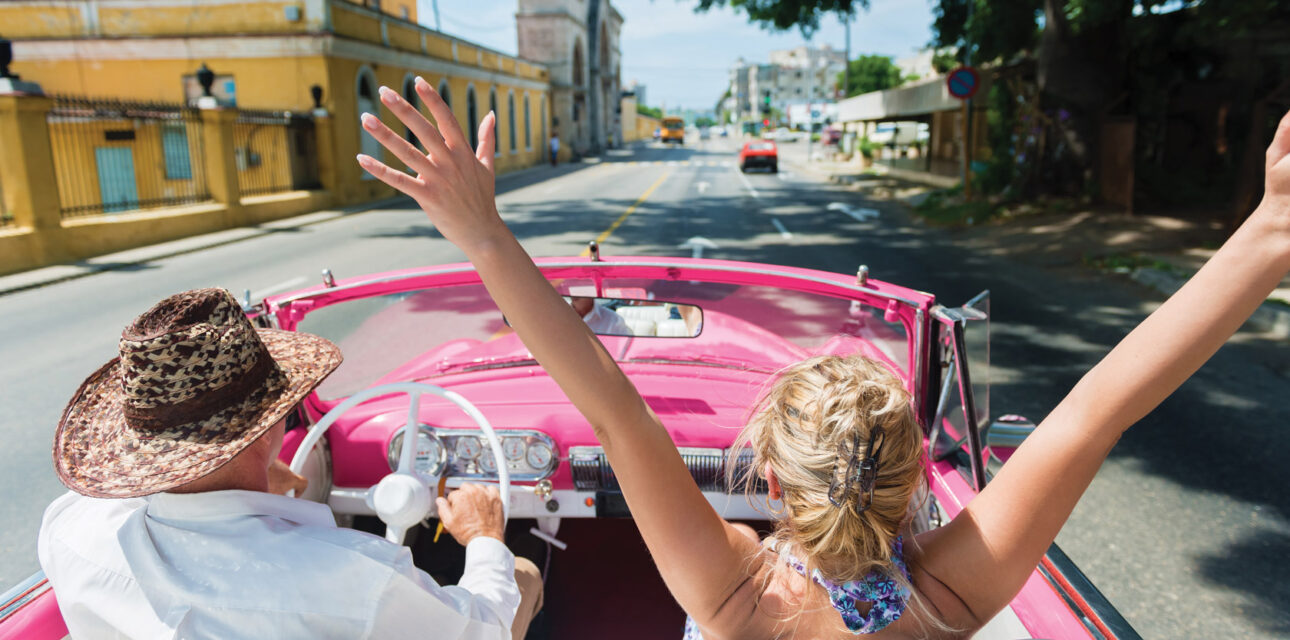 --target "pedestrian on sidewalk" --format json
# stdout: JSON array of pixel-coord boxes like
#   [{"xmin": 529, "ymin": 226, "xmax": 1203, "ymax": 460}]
[{"xmin": 549, "ymin": 133, "xmax": 559, "ymax": 167}]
